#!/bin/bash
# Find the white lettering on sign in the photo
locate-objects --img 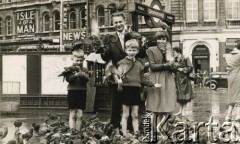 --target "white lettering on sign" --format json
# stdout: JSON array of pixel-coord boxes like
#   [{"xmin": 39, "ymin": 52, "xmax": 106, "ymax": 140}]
[
  {"xmin": 63, "ymin": 31, "xmax": 86, "ymax": 41},
  {"xmin": 16, "ymin": 10, "xmax": 35, "ymax": 35},
  {"xmin": 148, "ymin": 9, "xmax": 164, "ymax": 19}
]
